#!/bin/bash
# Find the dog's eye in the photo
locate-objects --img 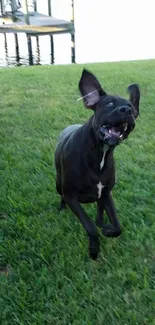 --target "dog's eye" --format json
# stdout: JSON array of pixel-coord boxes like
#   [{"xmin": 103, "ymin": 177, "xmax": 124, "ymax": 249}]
[{"xmin": 106, "ymin": 102, "xmax": 114, "ymax": 108}]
